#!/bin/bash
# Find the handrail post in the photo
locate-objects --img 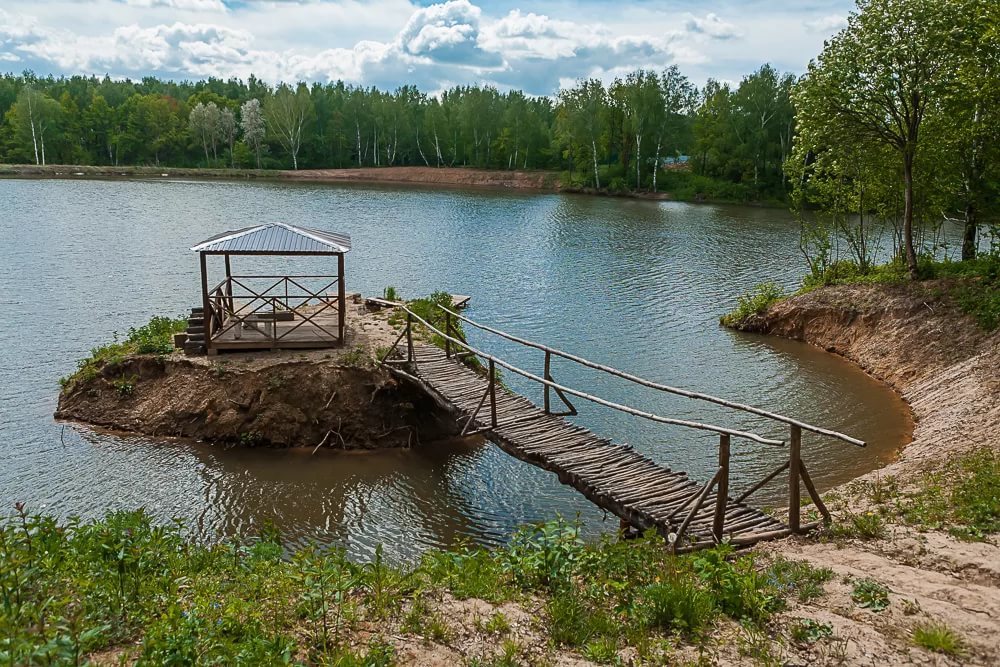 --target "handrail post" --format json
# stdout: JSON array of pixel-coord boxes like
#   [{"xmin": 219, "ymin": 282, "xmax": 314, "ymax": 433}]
[
  {"xmin": 543, "ymin": 350, "xmax": 551, "ymax": 414},
  {"xmin": 445, "ymin": 312, "xmax": 452, "ymax": 358},
  {"xmin": 789, "ymin": 424, "xmax": 802, "ymax": 533},
  {"xmin": 713, "ymin": 433, "xmax": 730, "ymax": 542},
  {"xmin": 406, "ymin": 313, "xmax": 414, "ymax": 364},
  {"xmin": 488, "ymin": 359, "xmax": 498, "ymax": 428}
]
